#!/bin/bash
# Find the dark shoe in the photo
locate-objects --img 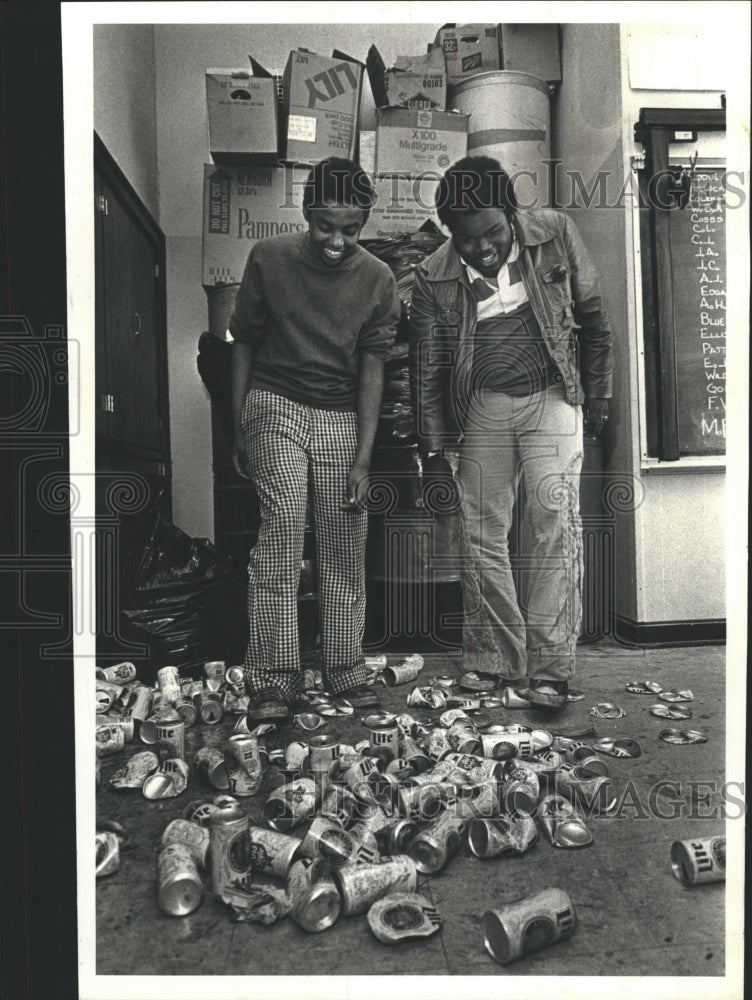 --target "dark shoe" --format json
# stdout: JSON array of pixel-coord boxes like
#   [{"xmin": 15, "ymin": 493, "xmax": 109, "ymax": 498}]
[
  {"xmin": 246, "ymin": 689, "xmax": 290, "ymax": 725},
  {"xmin": 525, "ymin": 679, "xmax": 568, "ymax": 710},
  {"xmin": 338, "ymin": 683, "xmax": 380, "ymax": 710}
]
